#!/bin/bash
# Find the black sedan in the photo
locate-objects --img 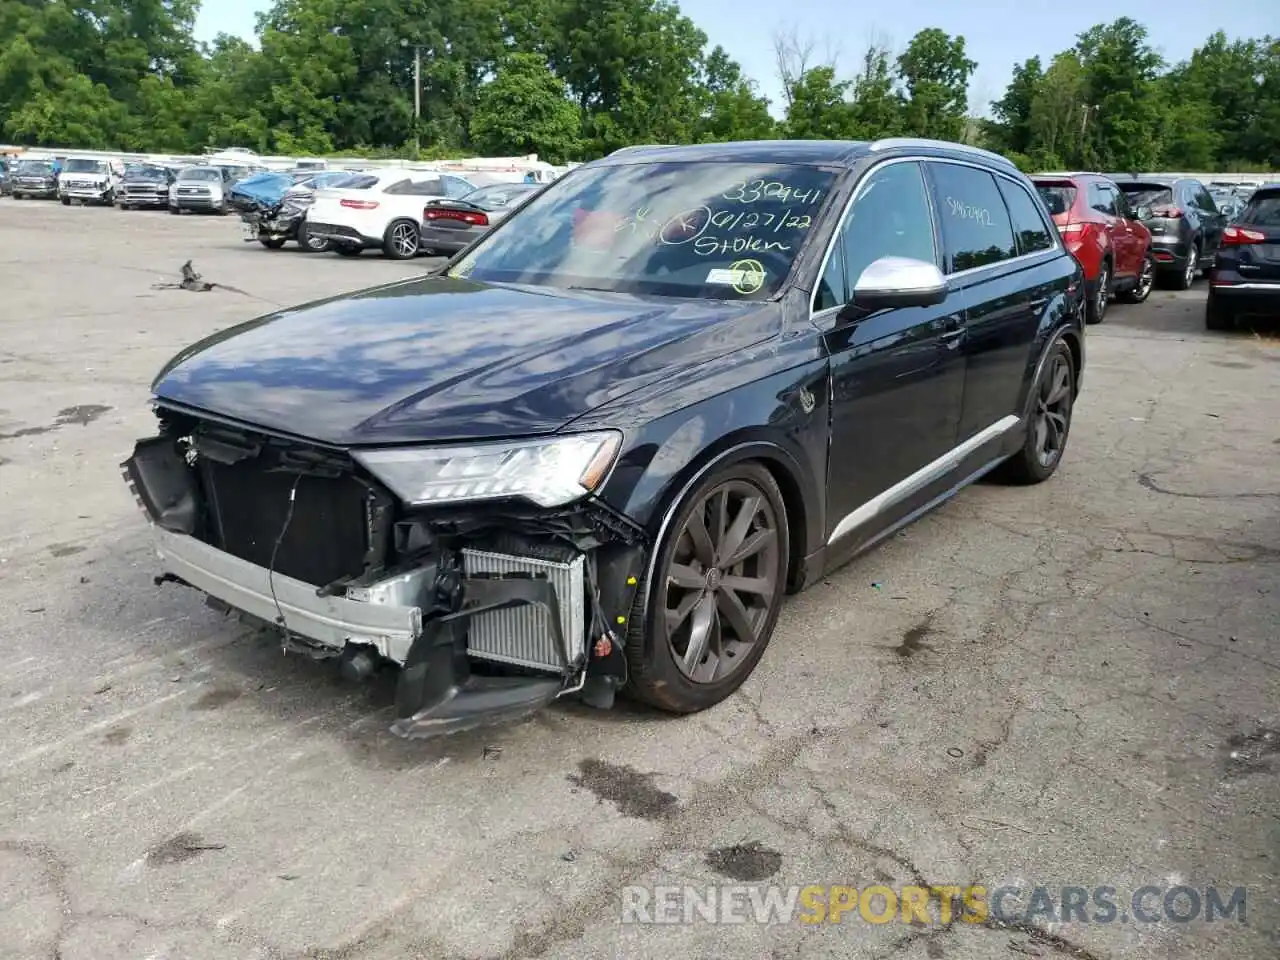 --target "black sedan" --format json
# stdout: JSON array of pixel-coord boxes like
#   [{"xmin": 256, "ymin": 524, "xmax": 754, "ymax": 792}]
[
  {"xmin": 419, "ymin": 182, "xmax": 541, "ymax": 255},
  {"xmin": 1206, "ymin": 183, "xmax": 1280, "ymax": 329},
  {"xmin": 122, "ymin": 139, "xmax": 1085, "ymax": 737}
]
